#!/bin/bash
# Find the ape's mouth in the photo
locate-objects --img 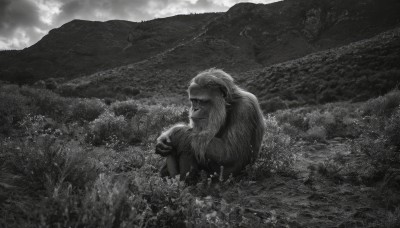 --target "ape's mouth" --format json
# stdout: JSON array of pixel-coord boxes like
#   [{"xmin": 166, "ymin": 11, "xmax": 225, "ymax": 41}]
[{"xmin": 190, "ymin": 117, "xmax": 207, "ymax": 120}]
